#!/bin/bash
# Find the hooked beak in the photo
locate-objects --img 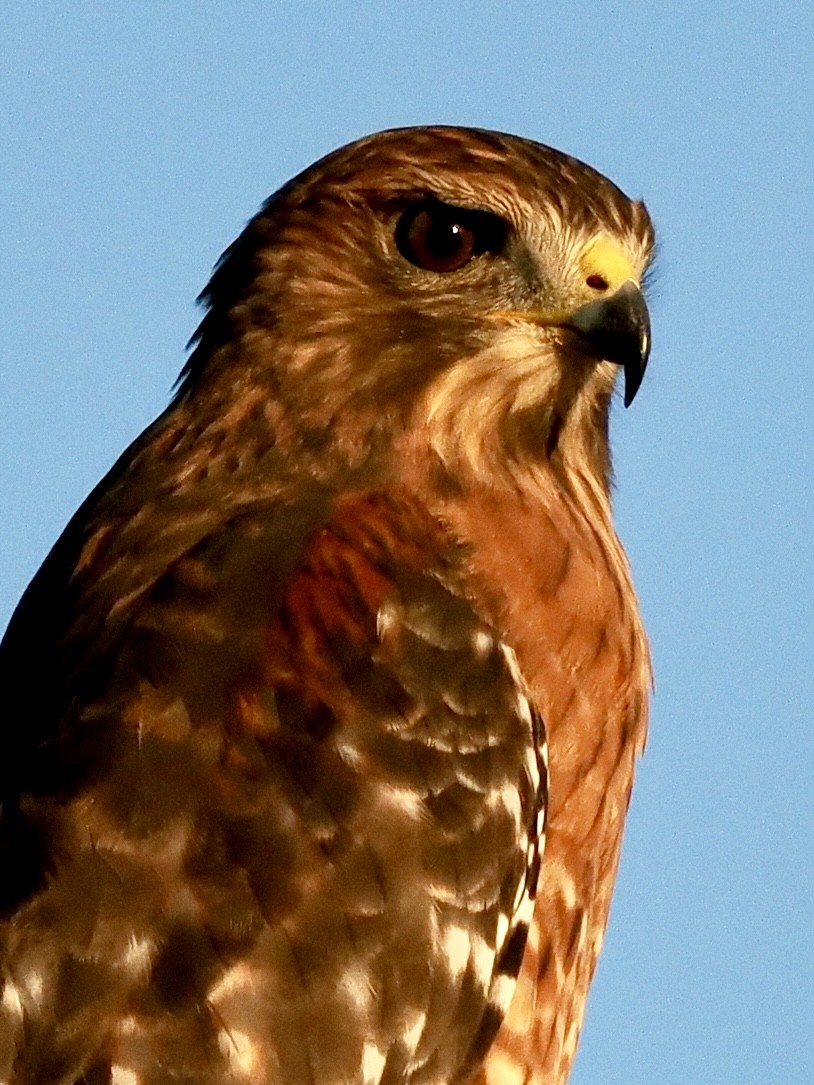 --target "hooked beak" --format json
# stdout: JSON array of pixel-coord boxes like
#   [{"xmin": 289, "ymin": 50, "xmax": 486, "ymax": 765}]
[{"xmin": 566, "ymin": 280, "xmax": 651, "ymax": 407}]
